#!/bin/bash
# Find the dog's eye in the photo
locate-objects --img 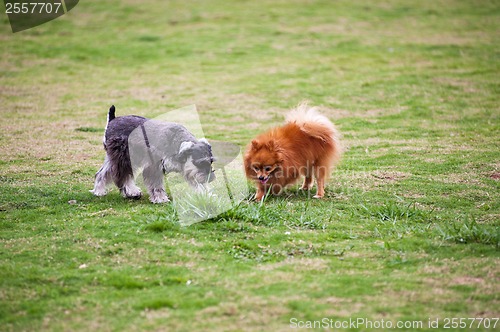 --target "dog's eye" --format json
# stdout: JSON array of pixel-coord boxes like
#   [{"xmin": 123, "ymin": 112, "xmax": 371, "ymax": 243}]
[
  {"xmin": 252, "ymin": 166, "xmax": 260, "ymax": 172},
  {"xmin": 194, "ymin": 157, "xmax": 211, "ymax": 167},
  {"xmin": 264, "ymin": 166, "xmax": 272, "ymax": 172}
]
